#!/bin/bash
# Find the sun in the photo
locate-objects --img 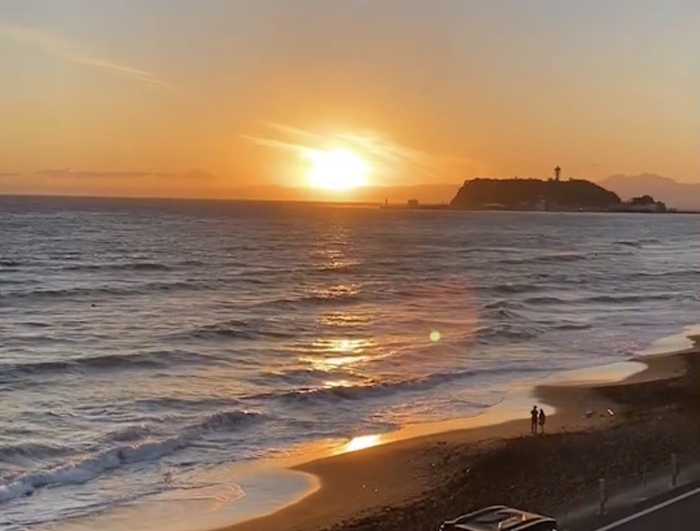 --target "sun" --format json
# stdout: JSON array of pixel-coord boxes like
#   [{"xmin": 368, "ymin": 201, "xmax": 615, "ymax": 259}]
[{"xmin": 307, "ymin": 148, "xmax": 369, "ymax": 191}]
